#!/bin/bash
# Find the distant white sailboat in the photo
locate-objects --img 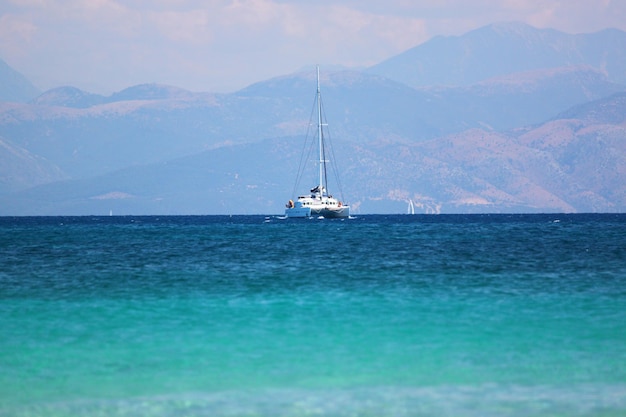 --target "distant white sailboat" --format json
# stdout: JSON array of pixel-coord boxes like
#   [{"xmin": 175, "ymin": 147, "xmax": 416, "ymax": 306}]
[
  {"xmin": 285, "ymin": 67, "xmax": 350, "ymax": 219},
  {"xmin": 407, "ymin": 199, "xmax": 415, "ymax": 215}
]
